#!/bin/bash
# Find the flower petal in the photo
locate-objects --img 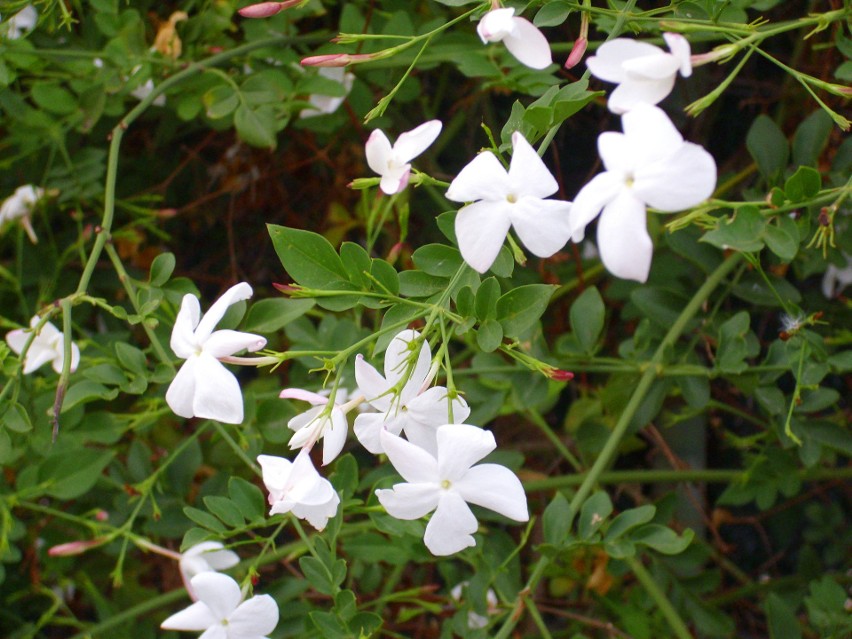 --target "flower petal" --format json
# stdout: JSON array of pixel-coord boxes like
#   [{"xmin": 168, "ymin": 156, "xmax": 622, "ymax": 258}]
[
  {"xmin": 404, "ymin": 387, "xmax": 470, "ymax": 455},
  {"xmin": 203, "ymin": 329, "xmax": 266, "ymax": 358},
  {"xmin": 510, "ymin": 197, "xmax": 572, "ymax": 258},
  {"xmin": 445, "ymin": 151, "xmax": 508, "ymax": 203},
  {"xmin": 455, "ymin": 200, "xmax": 513, "ymax": 273},
  {"xmin": 664, "ymin": 32, "xmax": 692, "ymax": 77},
  {"xmin": 377, "ymin": 482, "xmax": 440, "ymax": 520},
  {"xmin": 597, "ymin": 192, "xmax": 653, "ymax": 282},
  {"xmin": 507, "ymin": 131, "xmax": 558, "ymax": 198},
  {"xmin": 191, "ymin": 572, "xmax": 242, "ymax": 619},
  {"xmin": 191, "ymin": 353, "xmax": 245, "ymax": 424},
  {"xmin": 477, "ymin": 8, "xmax": 516, "ymax": 43},
  {"xmin": 393, "ymin": 120, "xmax": 442, "ymax": 164},
  {"xmin": 171, "ymin": 294, "xmax": 201, "ymax": 359},
  {"xmin": 381, "ymin": 429, "xmax": 439, "ymax": 483},
  {"xmin": 607, "ymin": 76, "xmax": 675, "ymax": 114},
  {"xmin": 320, "ymin": 408, "xmax": 348, "ymax": 465},
  {"xmin": 161, "ymin": 601, "xmax": 218, "ymax": 631},
  {"xmin": 502, "ymin": 17, "xmax": 552, "ymax": 70},
  {"xmin": 366, "ymin": 129, "xmax": 393, "ymax": 176},
  {"xmin": 622, "ymin": 53, "xmax": 680, "ymax": 80},
  {"xmin": 166, "ymin": 357, "xmax": 199, "ymax": 419},
  {"xmin": 293, "ymin": 490, "xmax": 340, "ymax": 530},
  {"xmin": 379, "ymin": 164, "xmax": 411, "ymax": 195},
  {"xmin": 354, "ymin": 412, "xmax": 391, "ymax": 454},
  {"xmin": 227, "ymin": 594, "xmax": 280, "ymax": 637},
  {"xmin": 455, "ymin": 464, "xmax": 529, "ymax": 522},
  {"xmin": 279, "ymin": 387, "xmax": 329, "ymax": 405},
  {"xmin": 586, "ymin": 39, "xmax": 663, "ymax": 83},
  {"xmin": 633, "ymin": 142, "xmax": 717, "ymax": 211},
  {"xmin": 424, "ymin": 492, "xmax": 478, "ymax": 556},
  {"xmin": 383, "ymin": 330, "xmax": 430, "ymax": 395},
  {"xmin": 436, "ymin": 424, "xmax": 496, "ymax": 482},
  {"xmin": 355, "ymin": 354, "xmax": 392, "ymax": 412},
  {"xmin": 569, "ymin": 171, "xmax": 623, "ymax": 242},
  {"xmin": 194, "ymin": 282, "xmax": 253, "ymax": 344},
  {"xmin": 620, "ymin": 104, "xmax": 683, "ymax": 163}
]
